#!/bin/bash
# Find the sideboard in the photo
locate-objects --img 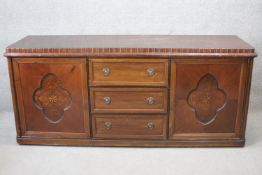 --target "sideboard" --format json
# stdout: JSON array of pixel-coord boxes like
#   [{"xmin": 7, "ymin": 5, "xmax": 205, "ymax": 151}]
[{"xmin": 4, "ymin": 35, "xmax": 257, "ymax": 147}]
